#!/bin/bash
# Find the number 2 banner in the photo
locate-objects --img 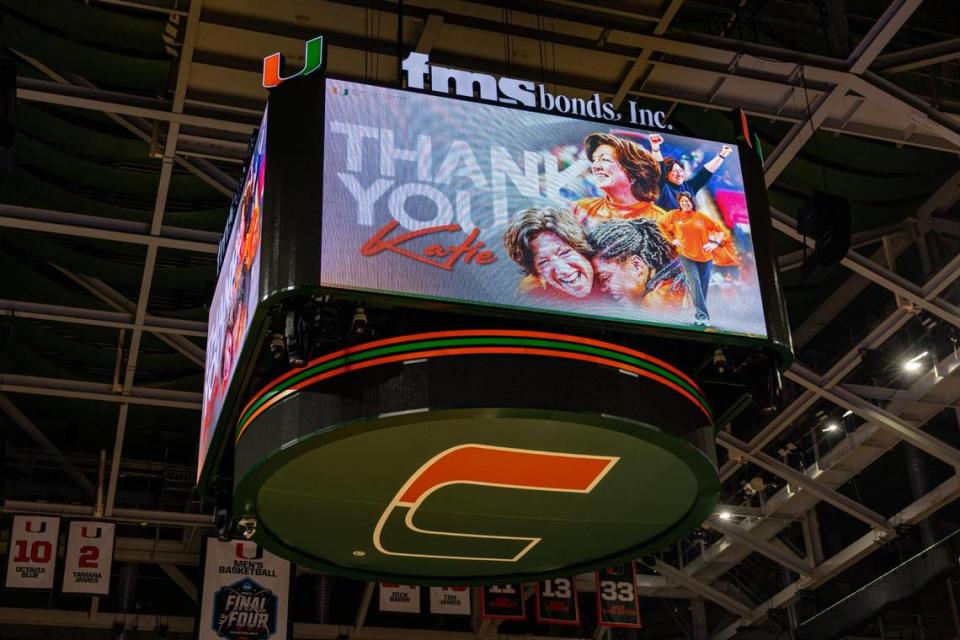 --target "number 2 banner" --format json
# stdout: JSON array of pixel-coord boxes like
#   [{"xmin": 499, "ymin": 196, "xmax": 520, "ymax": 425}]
[
  {"xmin": 595, "ymin": 563, "xmax": 642, "ymax": 628},
  {"xmin": 535, "ymin": 577, "xmax": 579, "ymax": 625},
  {"xmin": 4, "ymin": 515, "xmax": 60, "ymax": 590},
  {"xmin": 63, "ymin": 521, "xmax": 115, "ymax": 595}
]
